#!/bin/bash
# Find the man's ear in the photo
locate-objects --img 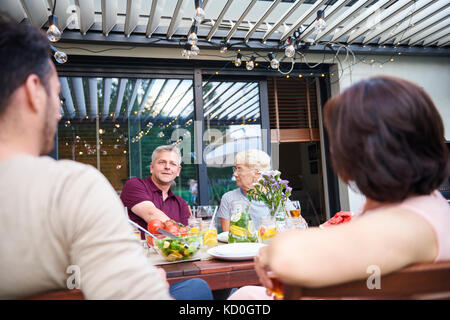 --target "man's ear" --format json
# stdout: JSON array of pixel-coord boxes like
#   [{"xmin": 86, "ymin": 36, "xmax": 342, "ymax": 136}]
[
  {"xmin": 23, "ymin": 74, "xmax": 46, "ymax": 114},
  {"xmin": 150, "ymin": 162, "xmax": 154, "ymax": 174}
]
